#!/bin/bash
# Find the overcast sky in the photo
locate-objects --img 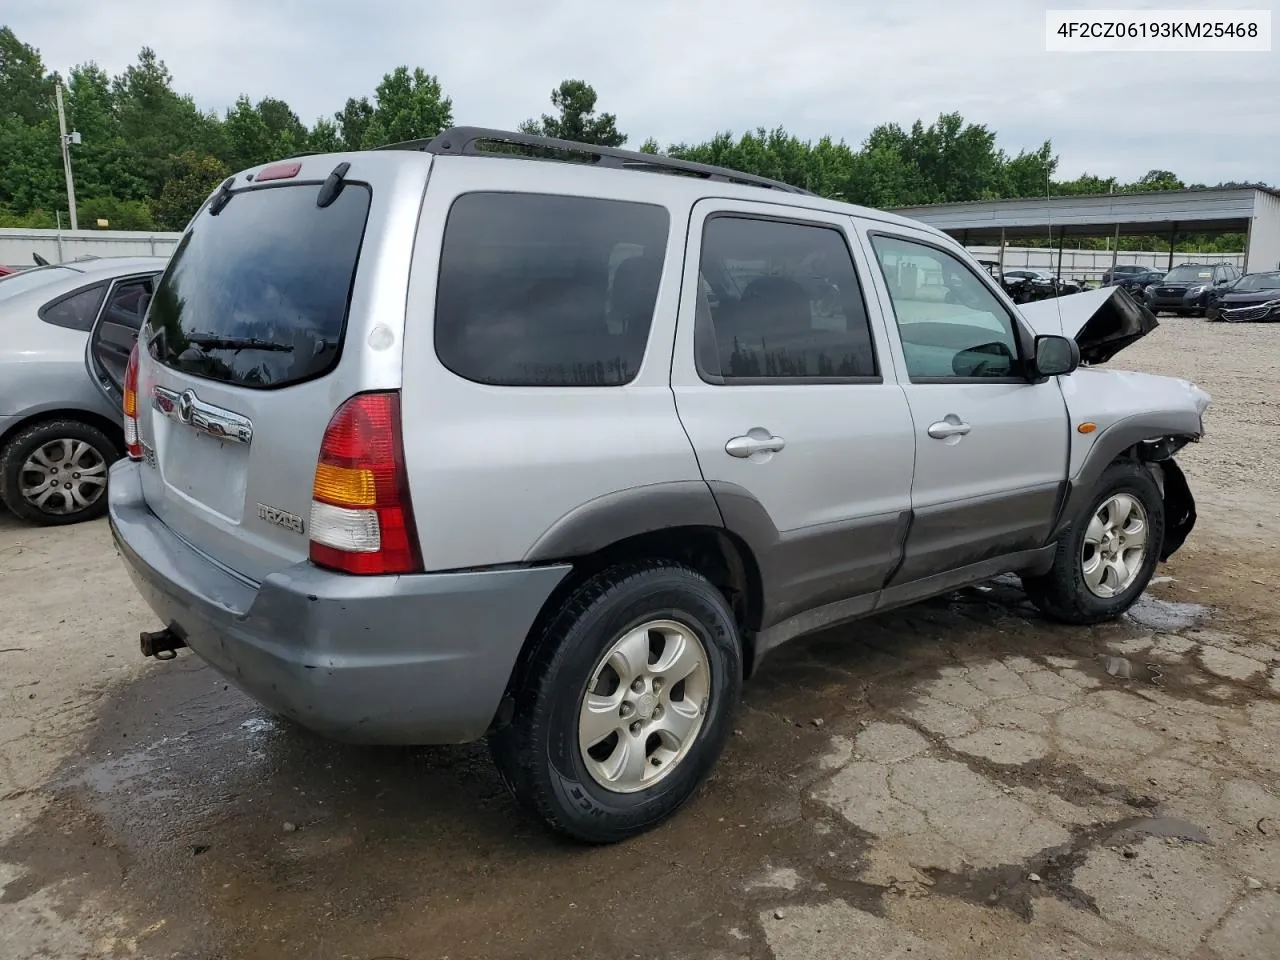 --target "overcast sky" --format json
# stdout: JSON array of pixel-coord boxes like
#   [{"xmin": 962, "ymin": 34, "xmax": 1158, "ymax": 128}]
[{"xmin": 7, "ymin": 0, "xmax": 1277, "ymax": 185}]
